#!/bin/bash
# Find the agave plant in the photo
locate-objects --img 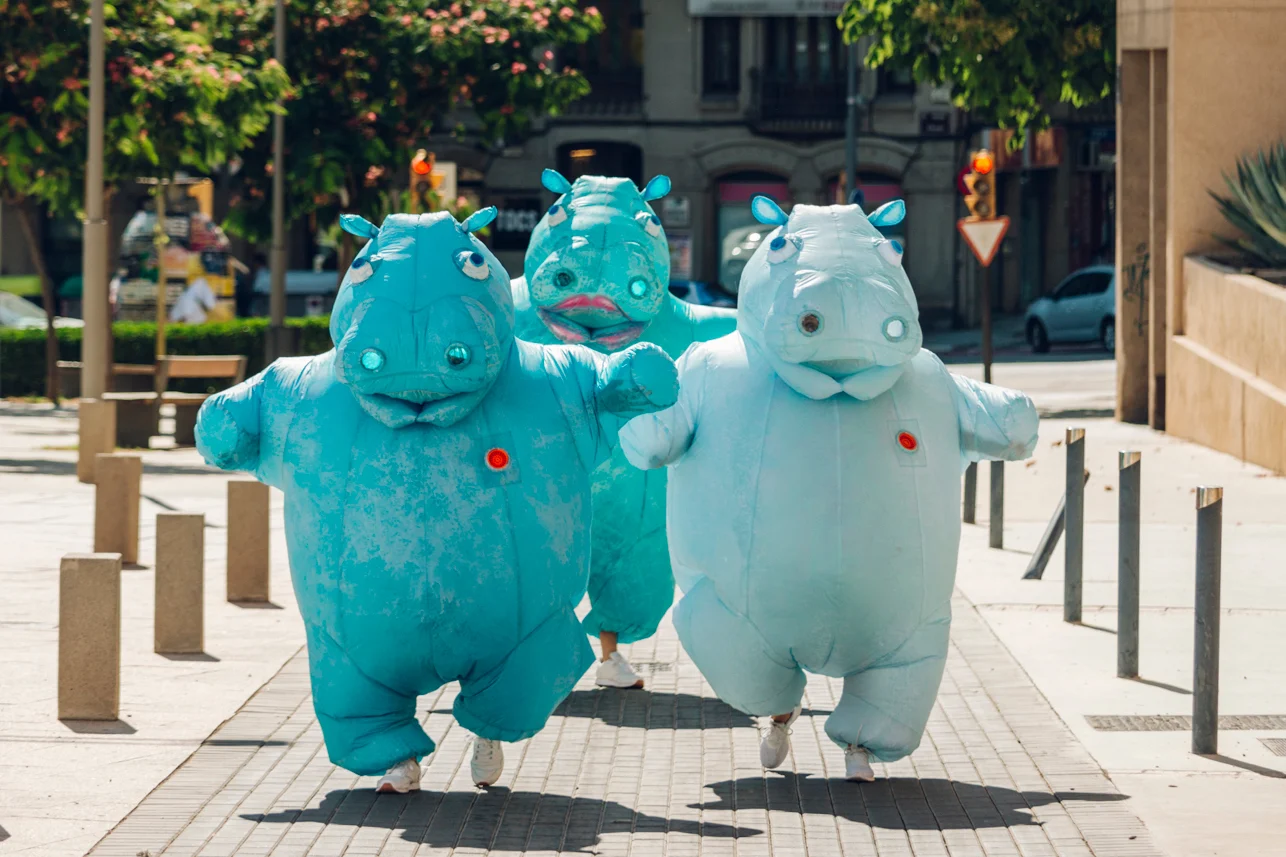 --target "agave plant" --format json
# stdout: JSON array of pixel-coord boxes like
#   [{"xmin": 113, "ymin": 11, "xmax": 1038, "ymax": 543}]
[{"xmin": 1210, "ymin": 141, "xmax": 1286, "ymax": 269}]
